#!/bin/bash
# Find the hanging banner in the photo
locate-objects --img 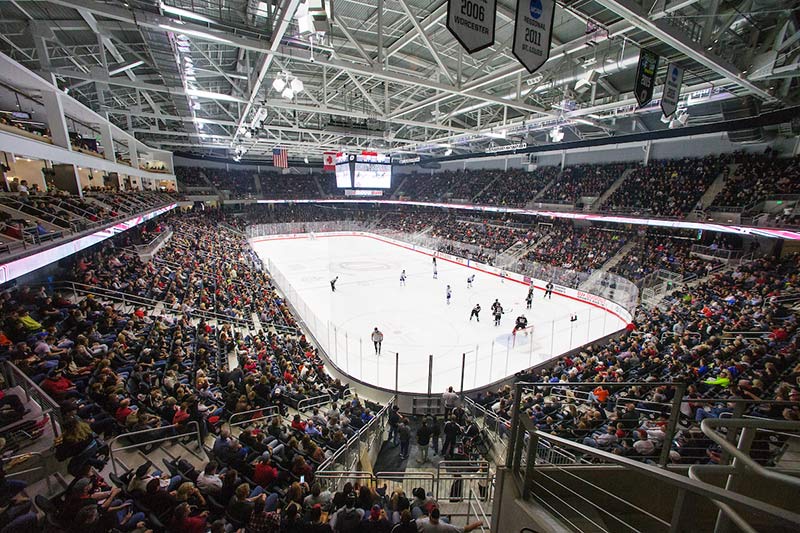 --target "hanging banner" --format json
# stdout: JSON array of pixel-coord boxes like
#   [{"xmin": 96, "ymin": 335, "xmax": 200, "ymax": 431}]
[
  {"xmin": 447, "ymin": 0, "xmax": 497, "ymax": 54},
  {"xmin": 634, "ymin": 48, "xmax": 660, "ymax": 107},
  {"xmin": 512, "ymin": 0, "xmax": 556, "ymax": 74},
  {"xmin": 660, "ymin": 63, "xmax": 684, "ymax": 118}
]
